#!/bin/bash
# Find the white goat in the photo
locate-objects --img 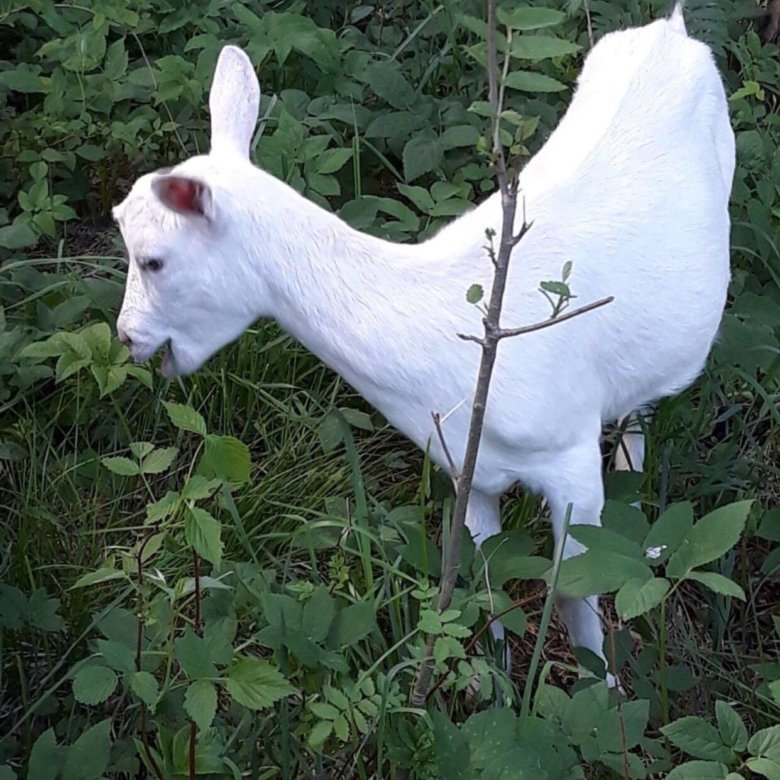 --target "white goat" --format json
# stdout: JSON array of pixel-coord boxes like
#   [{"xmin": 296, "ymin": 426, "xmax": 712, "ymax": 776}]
[{"xmin": 113, "ymin": 7, "xmax": 735, "ymax": 682}]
